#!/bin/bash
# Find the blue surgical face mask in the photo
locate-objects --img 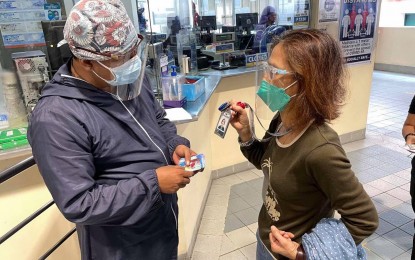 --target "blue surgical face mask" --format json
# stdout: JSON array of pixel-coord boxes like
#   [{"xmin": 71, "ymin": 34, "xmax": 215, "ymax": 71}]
[
  {"xmin": 94, "ymin": 55, "xmax": 142, "ymax": 86},
  {"xmin": 256, "ymin": 80, "xmax": 297, "ymax": 112}
]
